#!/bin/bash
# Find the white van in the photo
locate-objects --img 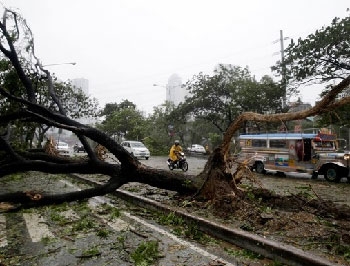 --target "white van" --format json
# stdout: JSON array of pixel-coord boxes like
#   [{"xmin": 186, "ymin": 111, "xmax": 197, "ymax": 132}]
[{"xmin": 121, "ymin": 141, "xmax": 150, "ymax": 160}]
